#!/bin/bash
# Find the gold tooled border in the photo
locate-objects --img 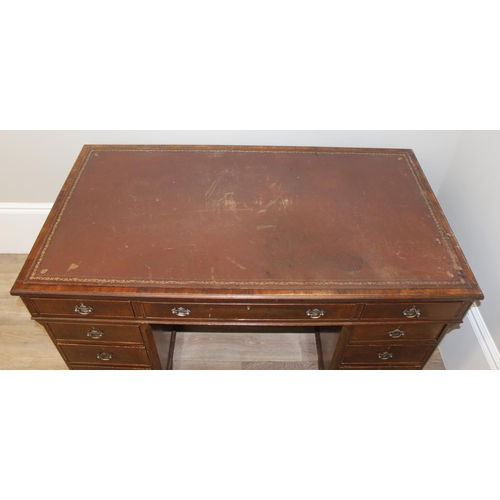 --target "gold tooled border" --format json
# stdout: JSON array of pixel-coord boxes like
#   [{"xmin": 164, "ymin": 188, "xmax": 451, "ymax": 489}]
[{"xmin": 27, "ymin": 148, "xmax": 468, "ymax": 288}]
